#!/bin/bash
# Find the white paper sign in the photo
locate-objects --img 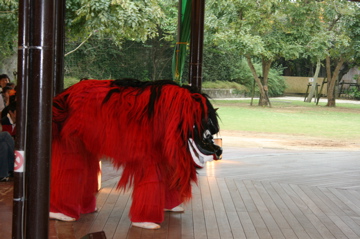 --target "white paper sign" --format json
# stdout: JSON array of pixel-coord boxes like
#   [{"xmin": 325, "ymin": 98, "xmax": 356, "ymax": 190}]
[{"xmin": 14, "ymin": 150, "xmax": 25, "ymax": 173}]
